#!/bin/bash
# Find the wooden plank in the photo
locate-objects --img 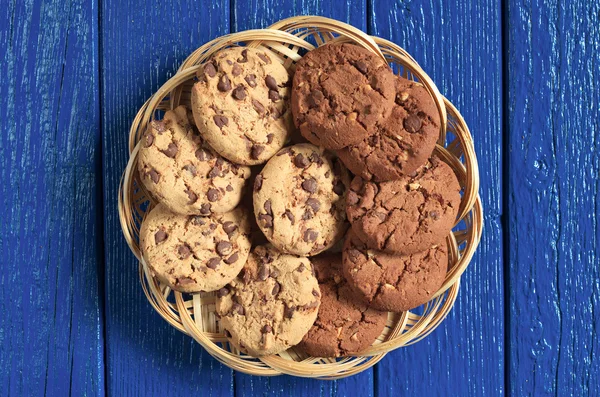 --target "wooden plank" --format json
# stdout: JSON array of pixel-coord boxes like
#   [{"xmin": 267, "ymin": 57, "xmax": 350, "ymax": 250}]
[
  {"xmin": 230, "ymin": 2, "xmax": 376, "ymax": 395},
  {"xmin": 100, "ymin": 1, "xmax": 234, "ymax": 395},
  {"xmin": 506, "ymin": 0, "xmax": 600, "ymax": 395},
  {"xmin": 0, "ymin": 0, "xmax": 105, "ymax": 396},
  {"xmin": 368, "ymin": 1, "xmax": 504, "ymax": 395}
]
